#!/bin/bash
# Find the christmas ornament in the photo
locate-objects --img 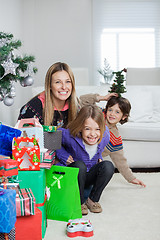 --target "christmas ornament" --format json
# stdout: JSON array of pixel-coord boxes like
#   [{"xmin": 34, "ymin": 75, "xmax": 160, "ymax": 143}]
[
  {"xmin": 0, "ymin": 93, "xmax": 4, "ymax": 101},
  {"xmin": 0, "ymin": 31, "xmax": 38, "ymax": 106},
  {"xmin": 3, "ymin": 96, "xmax": 14, "ymax": 106},
  {"xmin": 20, "ymin": 76, "xmax": 34, "ymax": 87},
  {"xmin": 1, "ymin": 57, "xmax": 19, "ymax": 76}
]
